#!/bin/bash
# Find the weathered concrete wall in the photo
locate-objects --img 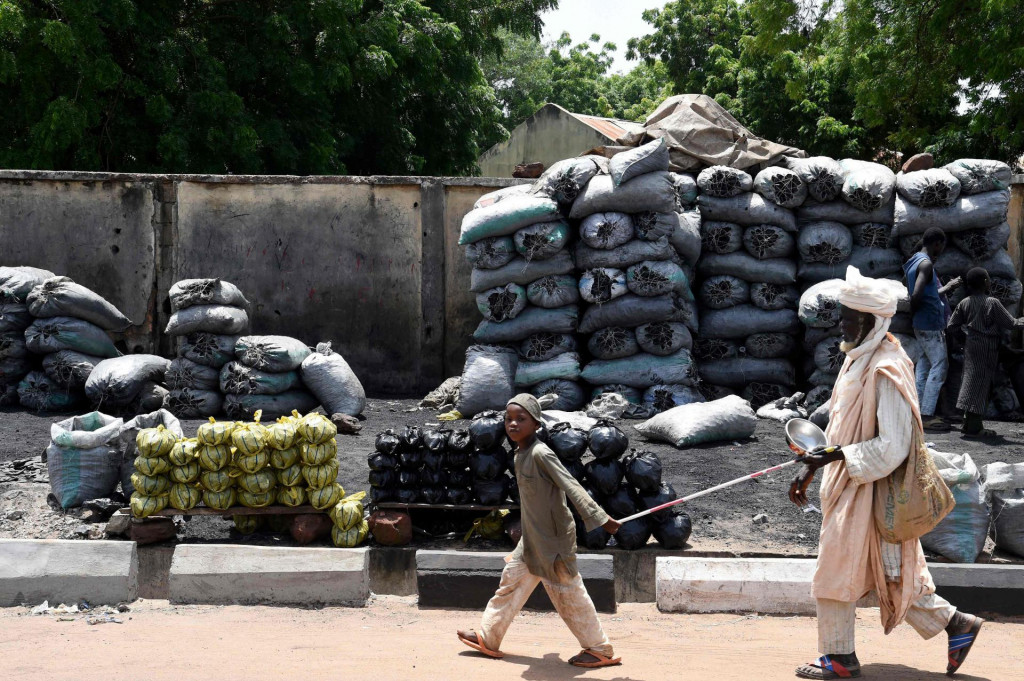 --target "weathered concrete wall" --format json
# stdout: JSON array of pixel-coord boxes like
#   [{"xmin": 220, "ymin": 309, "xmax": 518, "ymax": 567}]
[
  {"xmin": 477, "ymin": 104, "xmax": 613, "ymax": 178},
  {"xmin": 1009, "ymin": 176, "xmax": 1023, "ymax": 278}
]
